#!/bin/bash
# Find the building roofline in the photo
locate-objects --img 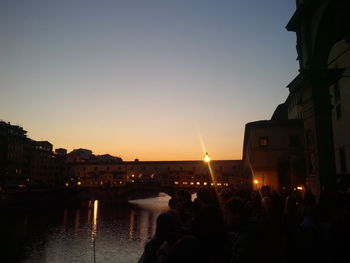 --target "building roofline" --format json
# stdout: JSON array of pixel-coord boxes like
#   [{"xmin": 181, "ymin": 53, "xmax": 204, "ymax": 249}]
[
  {"xmin": 242, "ymin": 119, "xmax": 304, "ymax": 160},
  {"xmin": 245, "ymin": 119, "xmax": 303, "ymax": 128}
]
